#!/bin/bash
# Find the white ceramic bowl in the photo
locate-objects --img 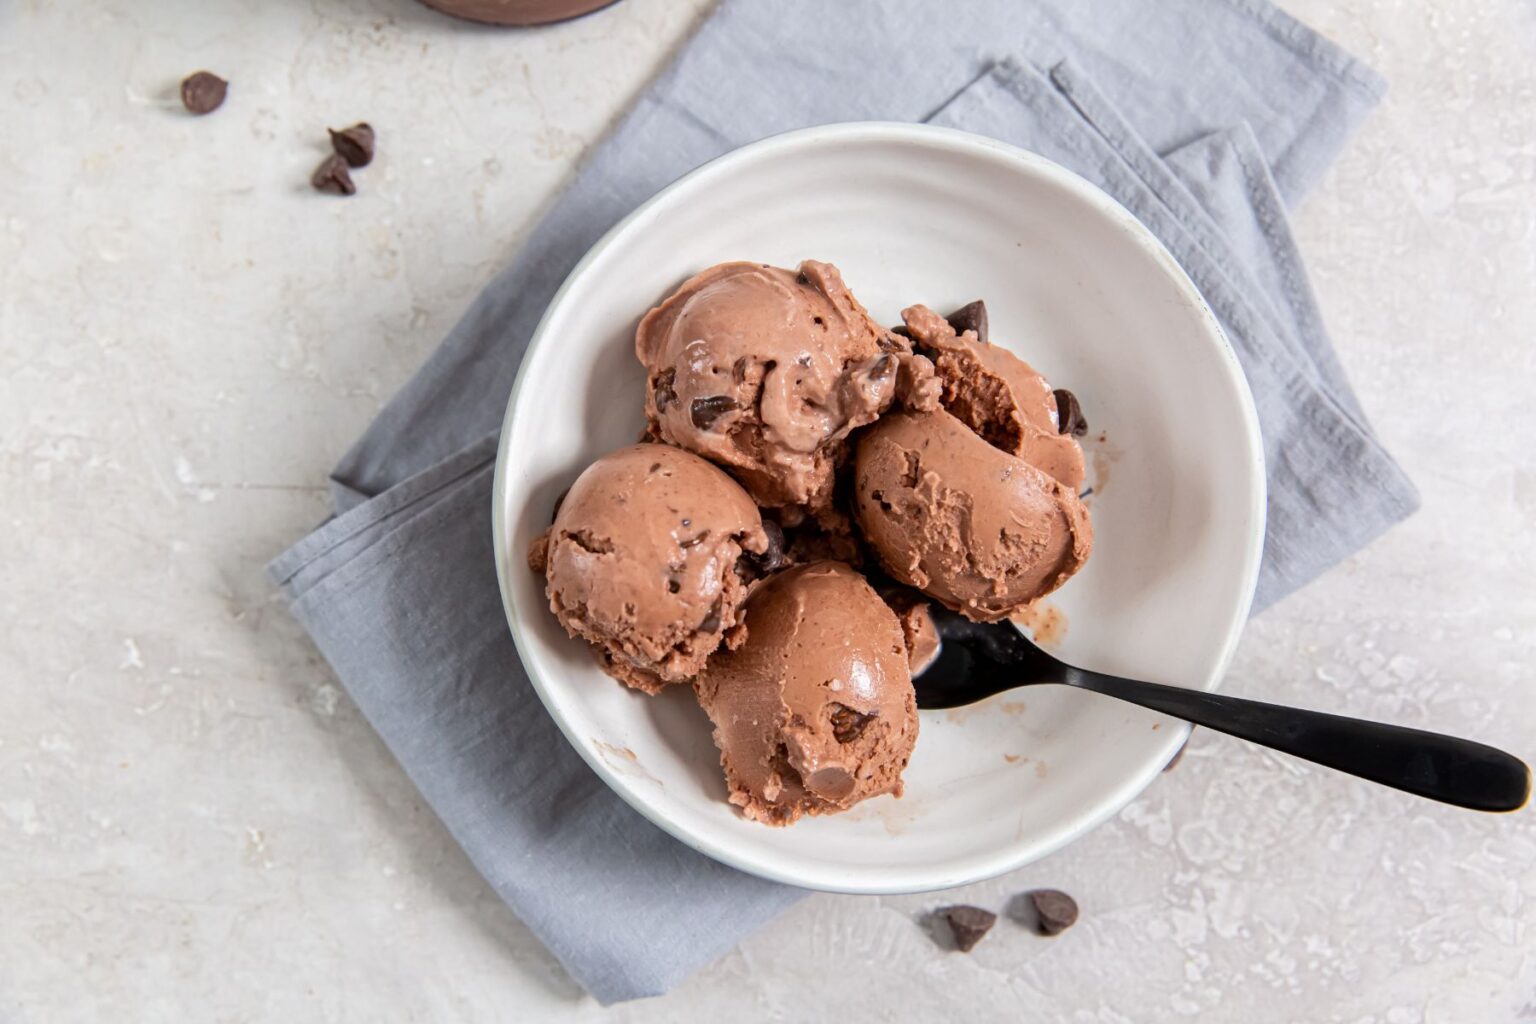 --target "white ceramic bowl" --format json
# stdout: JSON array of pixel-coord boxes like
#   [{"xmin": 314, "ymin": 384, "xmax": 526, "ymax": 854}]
[{"xmin": 492, "ymin": 123, "xmax": 1264, "ymax": 894}]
